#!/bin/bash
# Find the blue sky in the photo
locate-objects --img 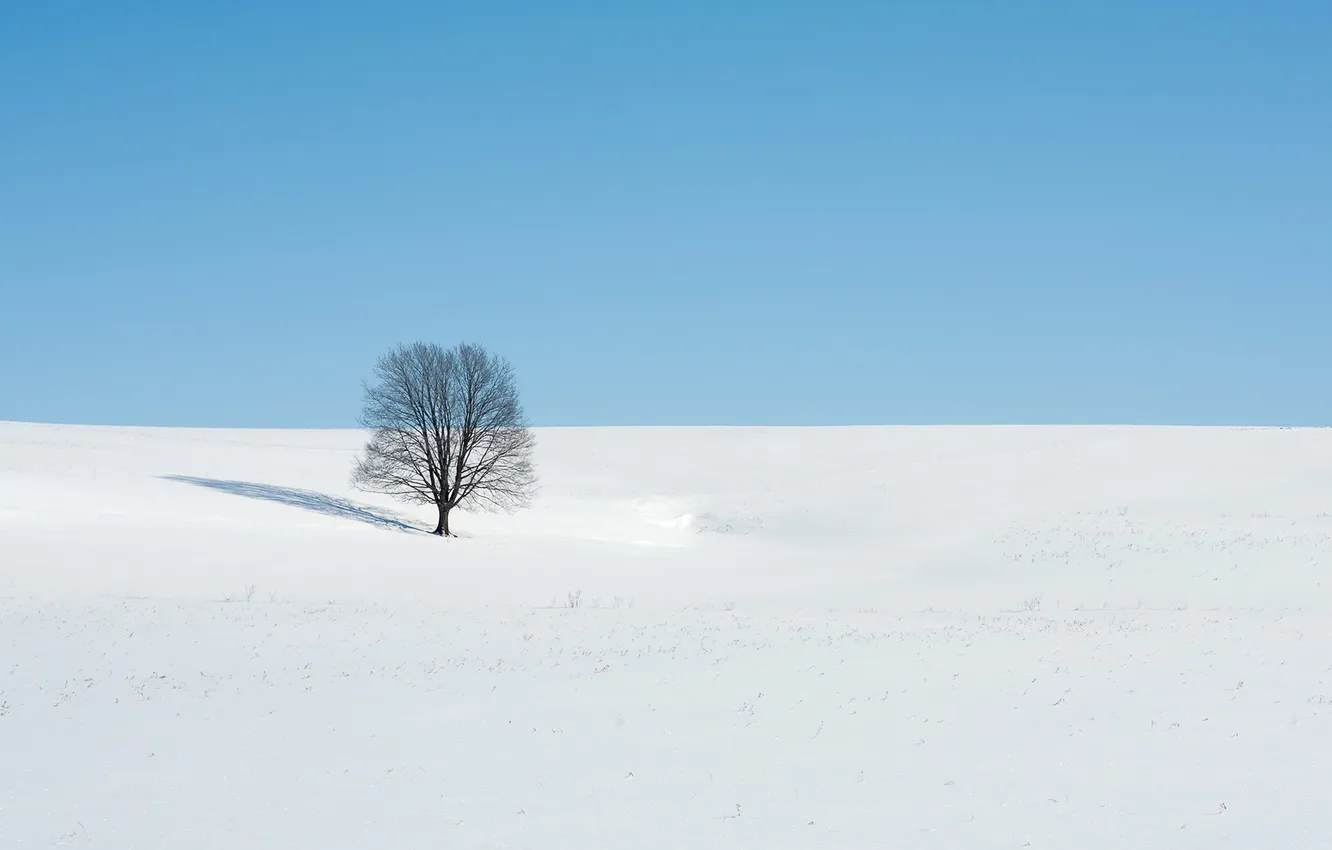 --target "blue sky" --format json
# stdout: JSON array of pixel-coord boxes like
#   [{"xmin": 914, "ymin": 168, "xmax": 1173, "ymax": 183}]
[{"xmin": 2, "ymin": 1, "xmax": 1329, "ymax": 427}]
